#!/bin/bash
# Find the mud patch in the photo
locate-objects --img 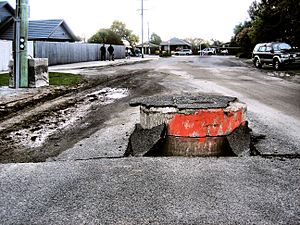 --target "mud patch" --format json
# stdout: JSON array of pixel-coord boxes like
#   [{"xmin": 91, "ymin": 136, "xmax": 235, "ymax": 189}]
[
  {"xmin": 0, "ymin": 87, "xmax": 129, "ymax": 163},
  {"xmin": 8, "ymin": 88, "xmax": 128, "ymax": 149},
  {"xmin": 0, "ymin": 87, "xmax": 73, "ymax": 121}
]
